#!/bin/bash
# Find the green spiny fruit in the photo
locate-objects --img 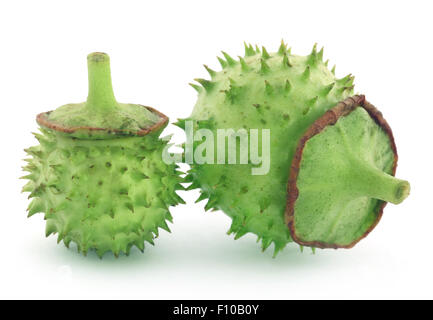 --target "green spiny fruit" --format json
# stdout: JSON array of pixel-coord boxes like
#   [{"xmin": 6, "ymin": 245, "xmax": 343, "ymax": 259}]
[
  {"xmin": 22, "ymin": 52, "xmax": 184, "ymax": 258},
  {"xmin": 180, "ymin": 42, "xmax": 409, "ymax": 256}
]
